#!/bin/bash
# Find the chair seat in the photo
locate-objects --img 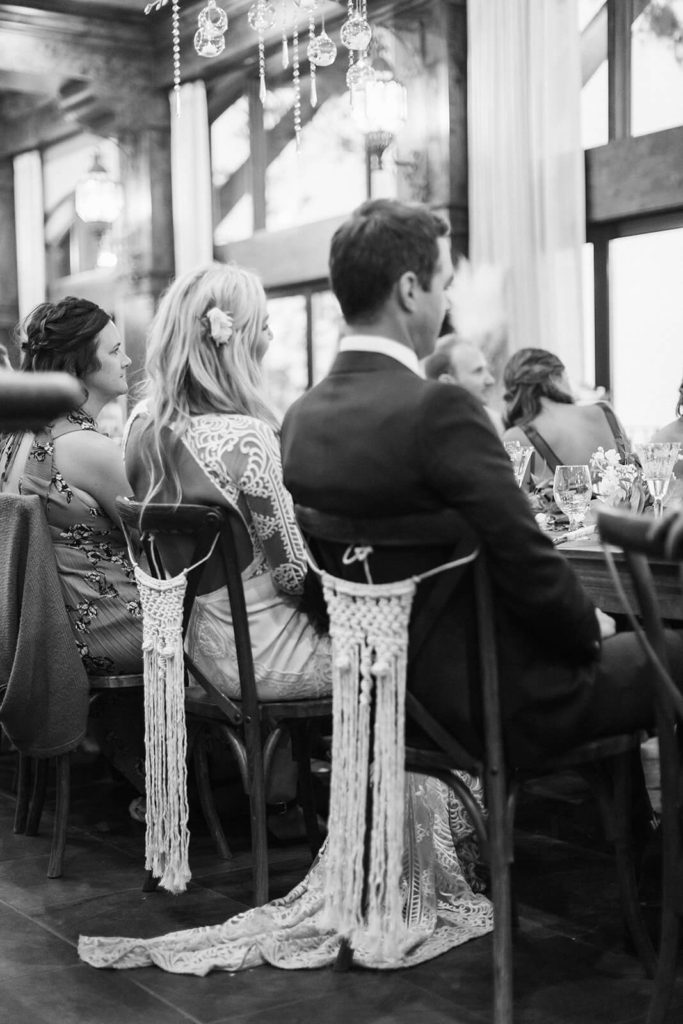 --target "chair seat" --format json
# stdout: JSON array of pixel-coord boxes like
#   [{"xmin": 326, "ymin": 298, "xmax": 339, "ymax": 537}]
[
  {"xmin": 185, "ymin": 683, "xmax": 331, "ymax": 722},
  {"xmin": 89, "ymin": 673, "xmax": 144, "ymax": 690},
  {"xmin": 534, "ymin": 733, "xmax": 642, "ymax": 772}
]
